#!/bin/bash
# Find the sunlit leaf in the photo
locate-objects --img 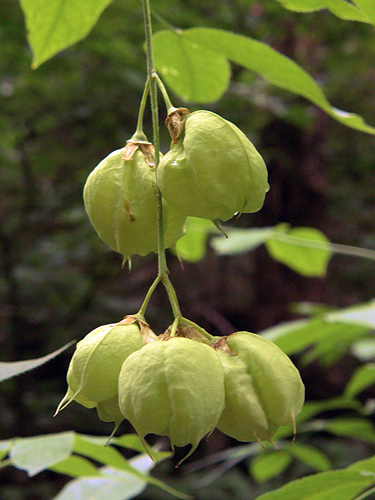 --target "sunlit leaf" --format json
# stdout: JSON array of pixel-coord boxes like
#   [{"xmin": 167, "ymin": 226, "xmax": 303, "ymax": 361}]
[
  {"xmin": 276, "ymin": 0, "xmax": 371, "ymax": 22},
  {"xmin": 352, "ymin": 0, "xmax": 375, "ymax": 24},
  {"xmin": 176, "ymin": 217, "xmax": 217, "ymax": 263},
  {"xmin": 265, "ymin": 225, "xmax": 332, "ymax": 277},
  {"xmin": 288, "ymin": 443, "xmax": 331, "ymax": 472},
  {"xmin": 344, "ymin": 364, "xmax": 375, "ymax": 398},
  {"xmin": 19, "ymin": 0, "xmax": 113, "ymax": 68},
  {"xmin": 10, "ymin": 432, "xmax": 75, "ymax": 476},
  {"xmin": 325, "ymin": 418, "xmax": 375, "ymax": 444},
  {"xmin": 153, "ymin": 30, "xmax": 231, "ymax": 103},
  {"xmin": 325, "ymin": 300, "xmax": 375, "ymax": 328},
  {"xmin": 0, "ymin": 341, "xmax": 74, "ymax": 382},
  {"xmin": 50, "ymin": 455, "xmax": 101, "ymax": 478},
  {"xmin": 255, "ymin": 469, "xmax": 373, "ymax": 500},
  {"xmin": 250, "ymin": 451, "xmax": 292, "ymax": 482},
  {"xmin": 153, "ymin": 28, "xmax": 375, "ymax": 134},
  {"xmin": 211, "ymin": 227, "xmax": 274, "ymax": 255}
]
